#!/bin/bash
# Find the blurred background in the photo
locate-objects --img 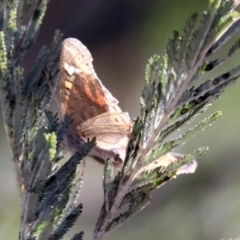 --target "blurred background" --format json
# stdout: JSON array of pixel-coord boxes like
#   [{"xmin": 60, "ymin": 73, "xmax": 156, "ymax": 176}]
[{"xmin": 1, "ymin": 0, "xmax": 240, "ymax": 239}]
